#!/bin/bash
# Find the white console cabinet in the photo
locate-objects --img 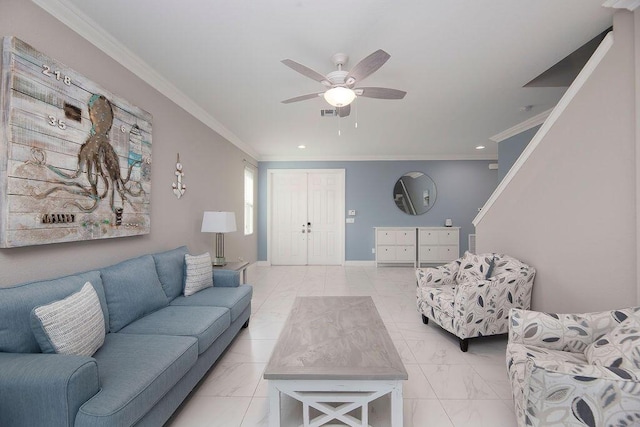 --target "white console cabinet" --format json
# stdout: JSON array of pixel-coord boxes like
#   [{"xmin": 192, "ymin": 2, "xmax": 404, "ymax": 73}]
[
  {"xmin": 374, "ymin": 227, "xmax": 417, "ymax": 267},
  {"xmin": 418, "ymin": 227, "xmax": 460, "ymax": 266}
]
